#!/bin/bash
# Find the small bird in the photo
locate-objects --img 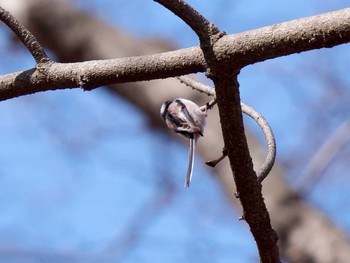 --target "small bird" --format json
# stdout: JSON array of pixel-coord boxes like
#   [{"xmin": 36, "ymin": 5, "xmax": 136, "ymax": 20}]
[{"xmin": 160, "ymin": 98, "xmax": 207, "ymax": 187}]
